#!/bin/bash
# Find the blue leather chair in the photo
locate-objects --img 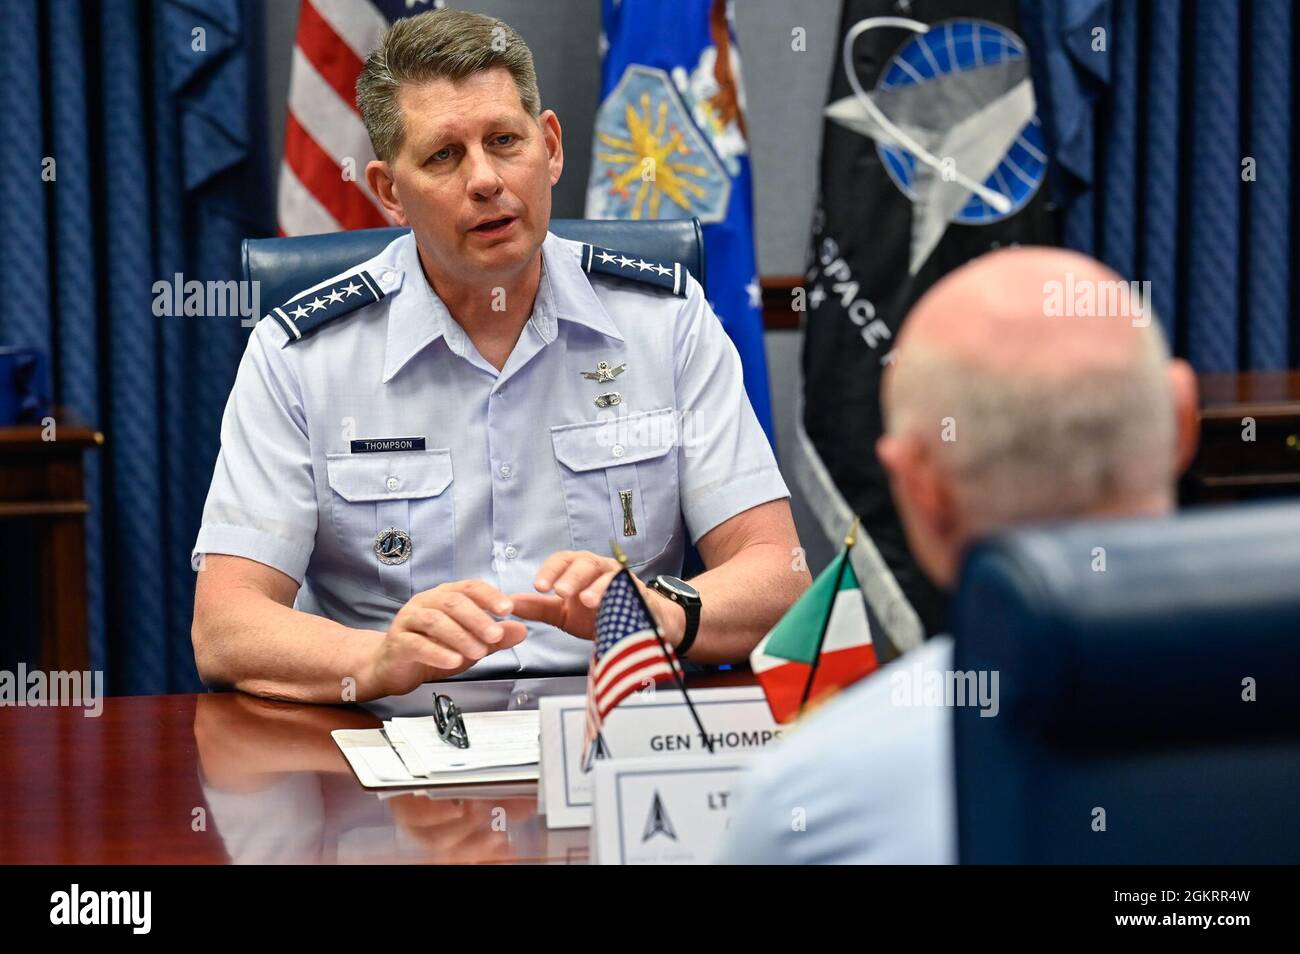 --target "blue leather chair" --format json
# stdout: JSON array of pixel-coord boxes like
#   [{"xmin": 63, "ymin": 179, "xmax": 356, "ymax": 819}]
[
  {"xmin": 952, "ymin": 500, "xmax": 1300, "ymax": 863},
  {"xmin": 241, "ymin": 218, "xmax": 706, "ymax": 308}
]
